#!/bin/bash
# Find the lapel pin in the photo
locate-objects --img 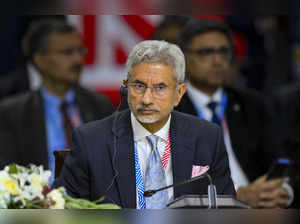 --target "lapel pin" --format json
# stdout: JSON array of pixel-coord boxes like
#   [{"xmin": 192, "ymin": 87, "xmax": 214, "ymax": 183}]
[{"xmin": 233, "ymin": 104, "xmax": 240, "ymax": 111}]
